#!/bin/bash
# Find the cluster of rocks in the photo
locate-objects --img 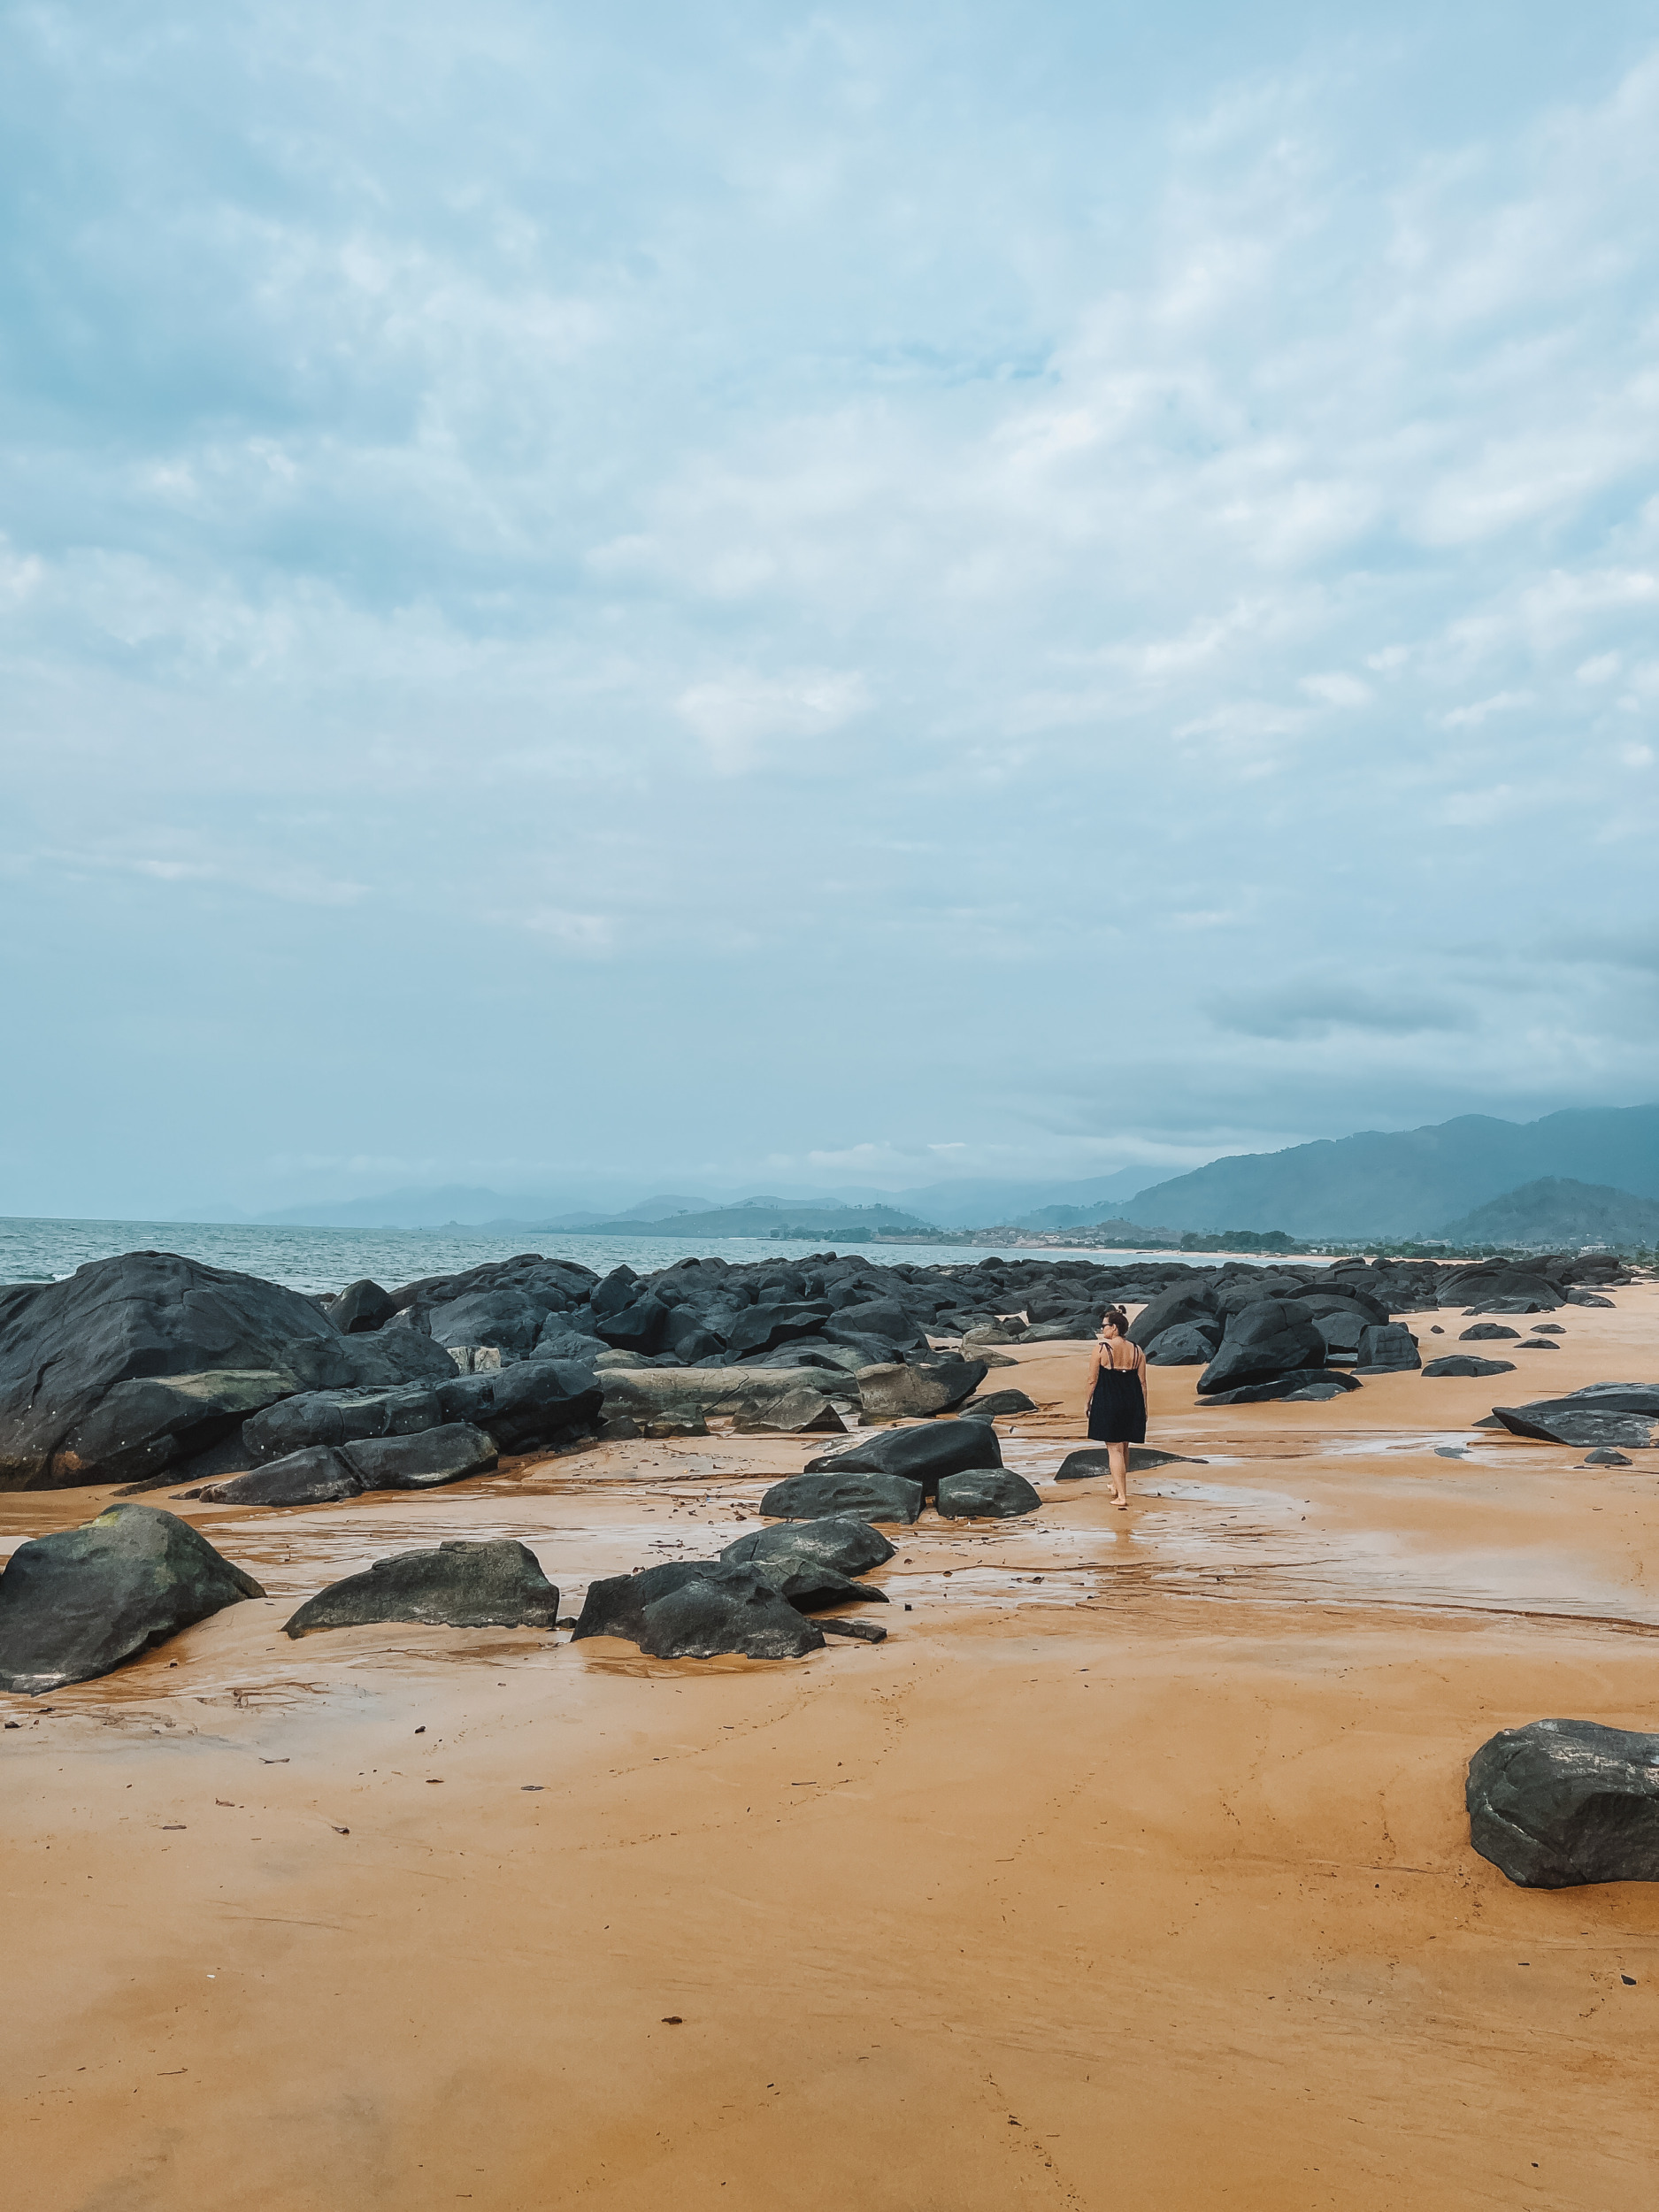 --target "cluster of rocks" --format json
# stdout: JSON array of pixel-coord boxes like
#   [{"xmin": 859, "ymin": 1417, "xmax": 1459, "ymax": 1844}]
[
  {"xmin": 0, "ymin": 1243, "xmax": 1634, "ymax": 1502},
  {"xmin": 0, "ymin": 1496, "xmax": 902, "ymax": 1690}
]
